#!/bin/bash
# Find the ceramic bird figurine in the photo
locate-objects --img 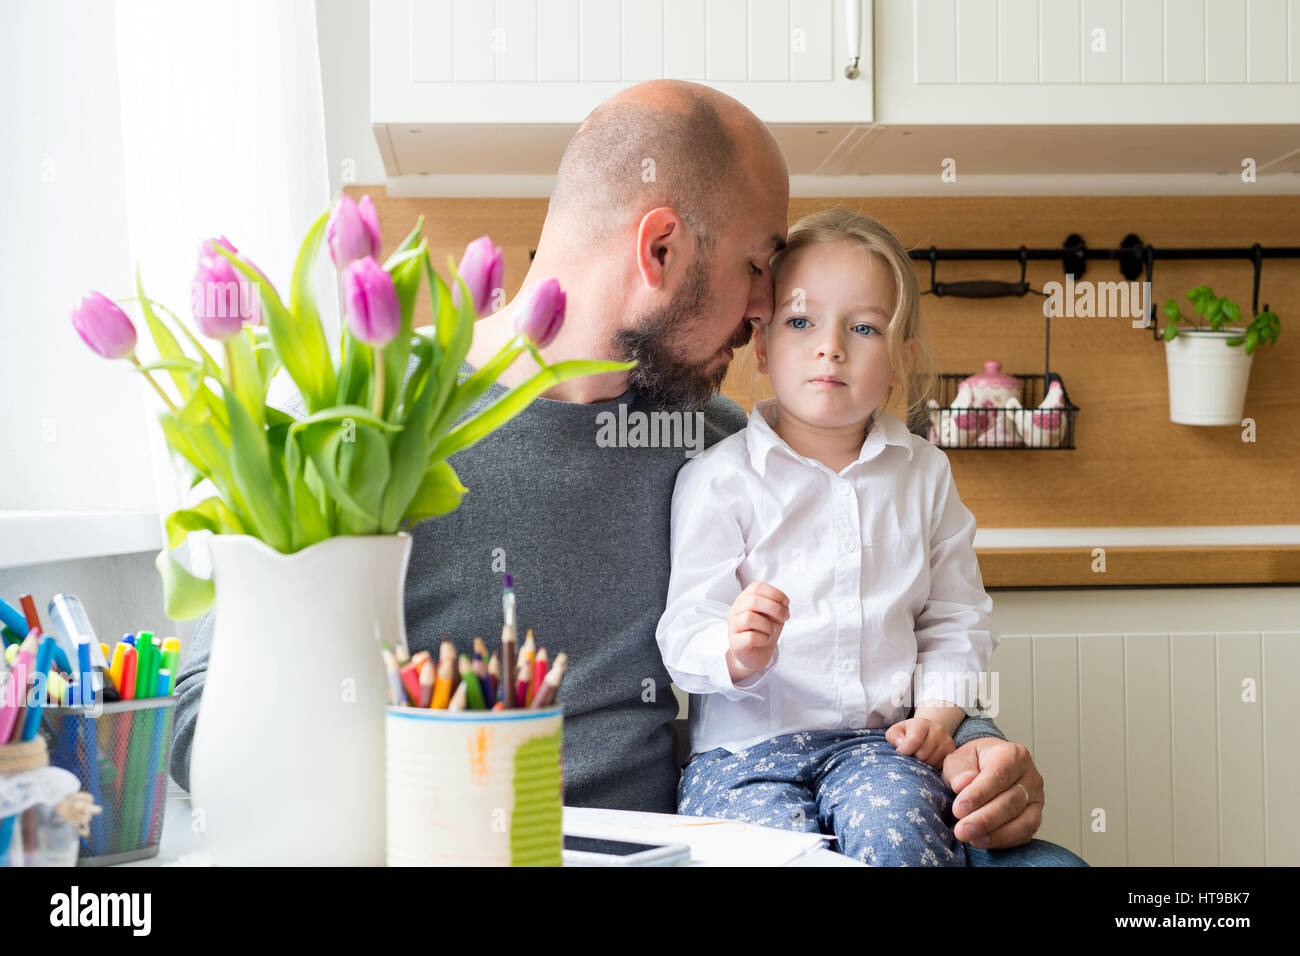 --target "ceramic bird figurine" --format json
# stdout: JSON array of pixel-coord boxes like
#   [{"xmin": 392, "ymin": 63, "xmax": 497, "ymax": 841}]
[
  {"xmin": 940, "ymin": 382, "xmax": 980, "ymax": 447},
  {"xmin": 977, "ymin": 402, "xmax": 1022, "ymax": 447},
  {"xmin": 1019, "ymin": 379, "xmax": 1068, "ymax": 447}
]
